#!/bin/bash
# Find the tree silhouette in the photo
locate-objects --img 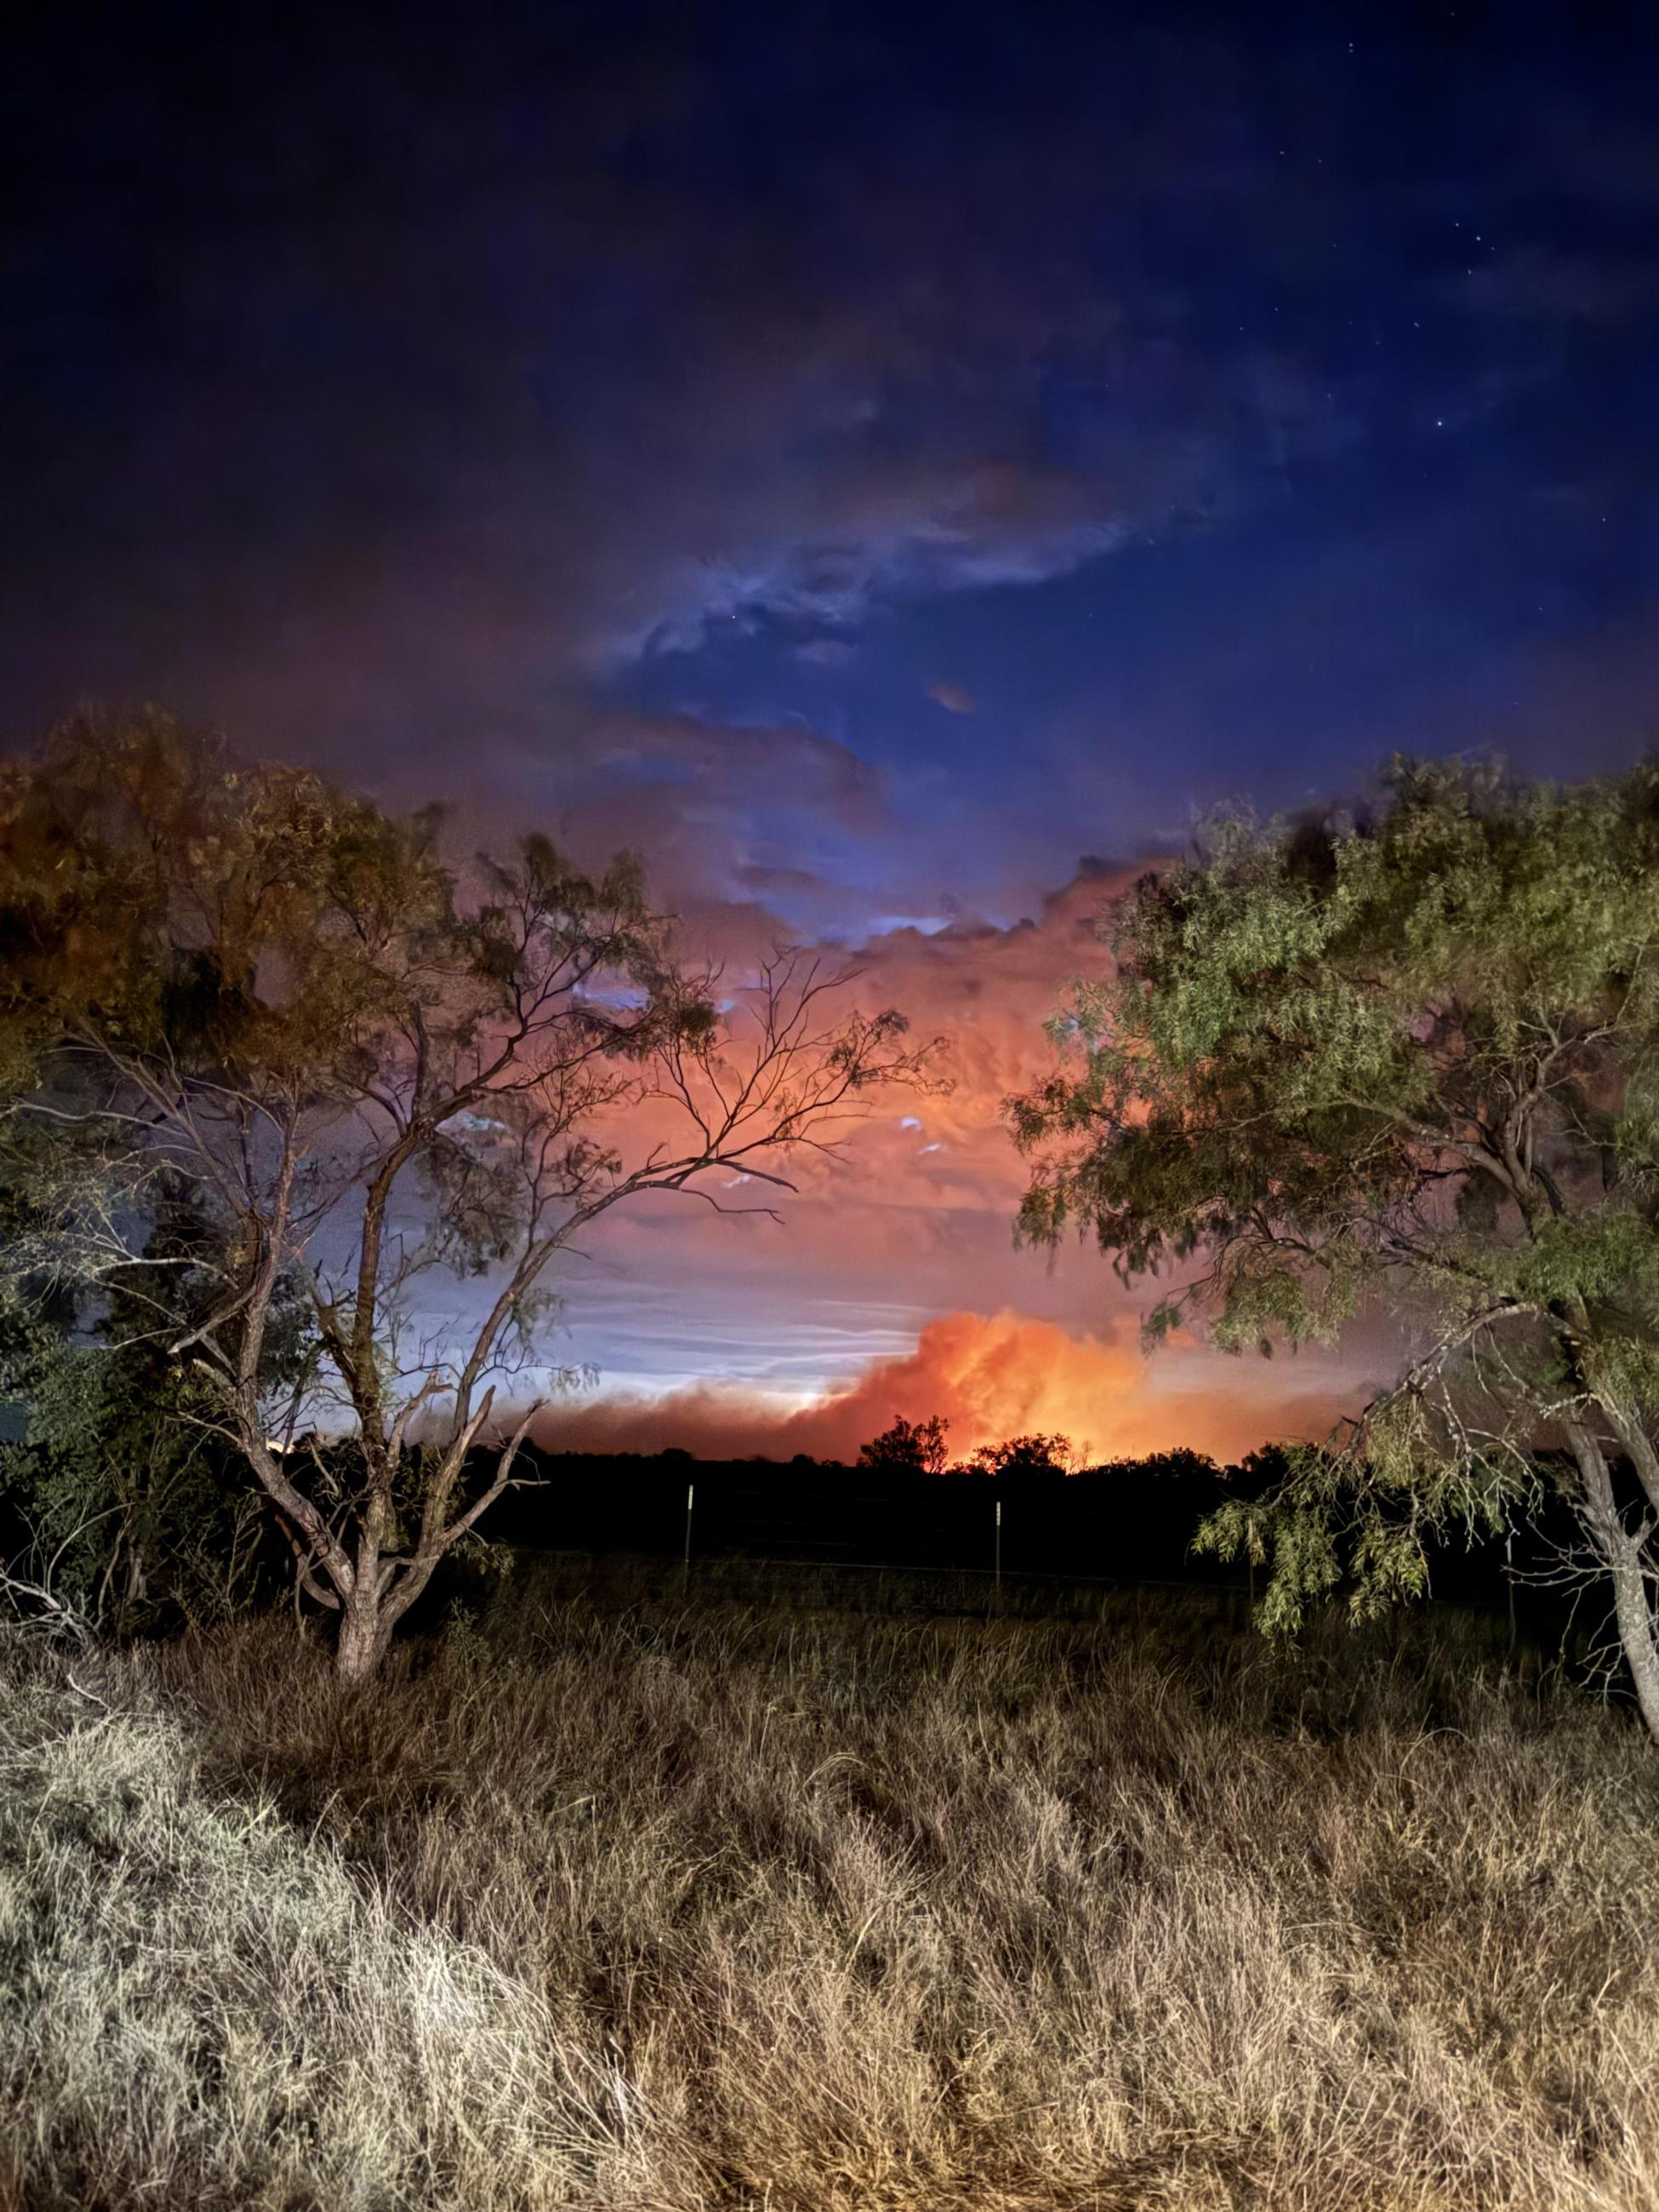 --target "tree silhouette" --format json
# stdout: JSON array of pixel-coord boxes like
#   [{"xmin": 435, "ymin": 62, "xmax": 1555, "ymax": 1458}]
[{"xmin": 857, "ymin": 1413, "xmax": 950, "ymax": 1474}]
